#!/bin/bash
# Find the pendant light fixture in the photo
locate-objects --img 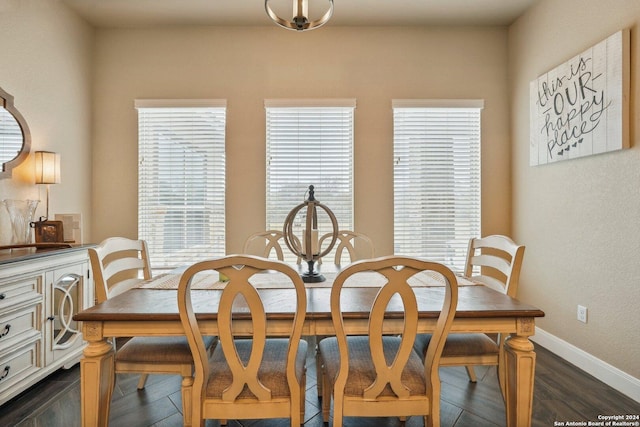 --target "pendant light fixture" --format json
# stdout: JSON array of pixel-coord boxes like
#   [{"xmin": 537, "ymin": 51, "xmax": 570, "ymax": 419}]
[{"xmin": 265, "ymin": 0, "xmax": 334, "ymax": 31}]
